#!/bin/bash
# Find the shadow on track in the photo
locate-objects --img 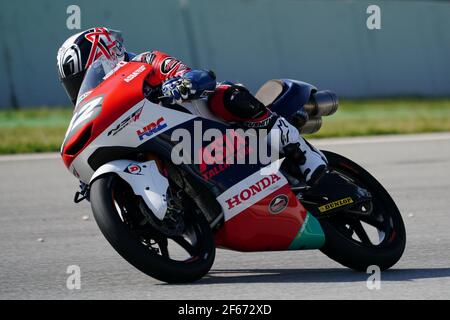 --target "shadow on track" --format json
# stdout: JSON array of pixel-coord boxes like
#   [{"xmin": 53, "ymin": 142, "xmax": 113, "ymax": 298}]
[{"xmin": 179, "ymin": 267, "xmax": 450, "ymax": 285}]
